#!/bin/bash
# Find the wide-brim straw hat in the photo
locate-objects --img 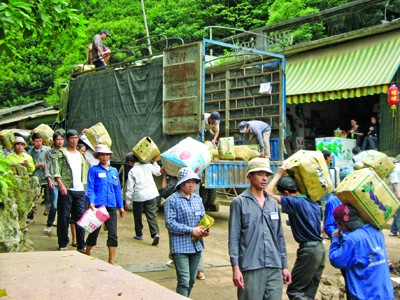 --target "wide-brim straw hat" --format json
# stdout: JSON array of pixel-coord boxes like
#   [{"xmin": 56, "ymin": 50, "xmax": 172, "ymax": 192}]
[
  {"xmin": 175, "ymin": 167, "xmax": 201, "ymax": 190},
  {"xmin": 247, "ymin": 157, "xmax": 273, "ymax": 176},
  {"xmin": 93, "ymin": 144, "xmax": 113, "ymax": 159}
]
